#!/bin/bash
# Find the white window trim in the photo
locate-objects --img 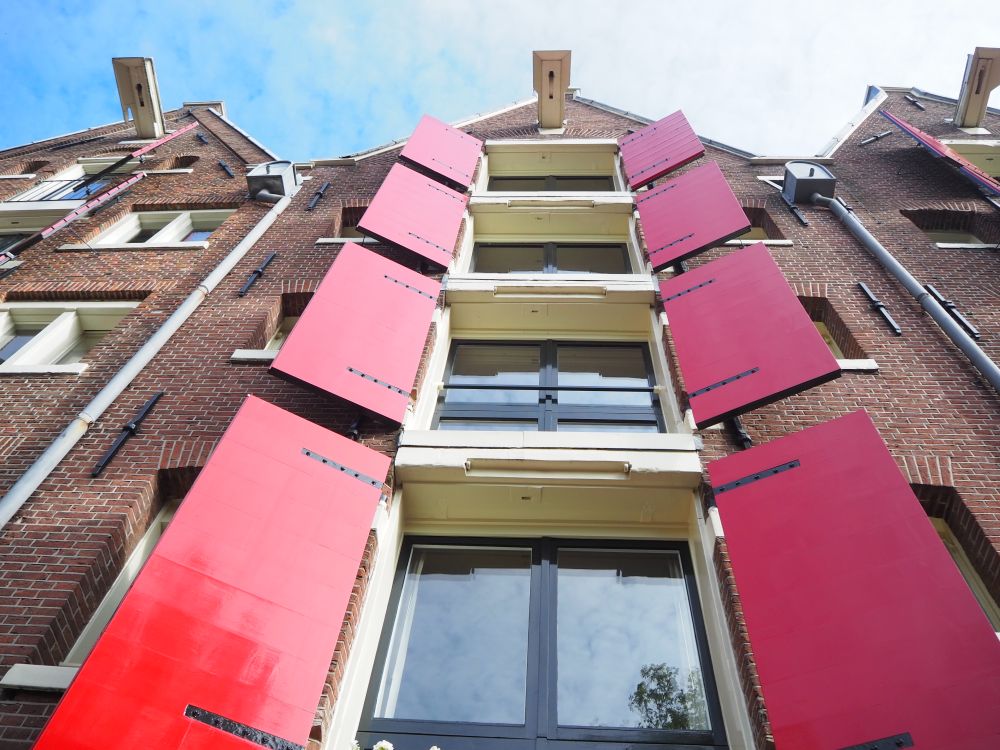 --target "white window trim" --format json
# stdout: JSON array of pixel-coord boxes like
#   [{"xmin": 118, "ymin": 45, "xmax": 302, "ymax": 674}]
[
  {"xmin": 59, "ymin": 209, "xmax": 233, "ymax": 251},
  {"xmin": 0, "ymin": 301, "xmax": 138, "ymax": 374},
  {"xmin": 934, "ymin": 242, "xmax": 999, "ymax": 250},
  {"xmin": 0, "ymin": 501, "xmax": 178, "ymax": 691},
  {"xmin": 0, "ymin": 174, "xmax": 36, "ymax": 180}
]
